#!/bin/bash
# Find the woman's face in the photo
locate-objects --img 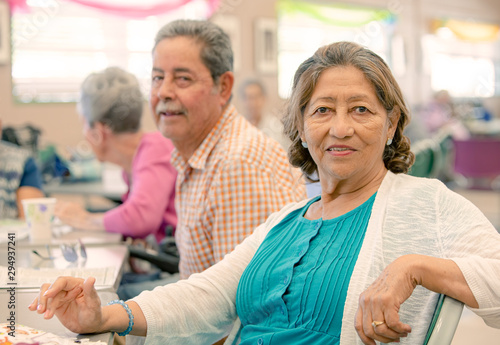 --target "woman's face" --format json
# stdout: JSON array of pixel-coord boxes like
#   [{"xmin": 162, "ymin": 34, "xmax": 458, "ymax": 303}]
[{"xmin": 301, "ymin": 65, "xmax": 398, "ymax": 185}]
